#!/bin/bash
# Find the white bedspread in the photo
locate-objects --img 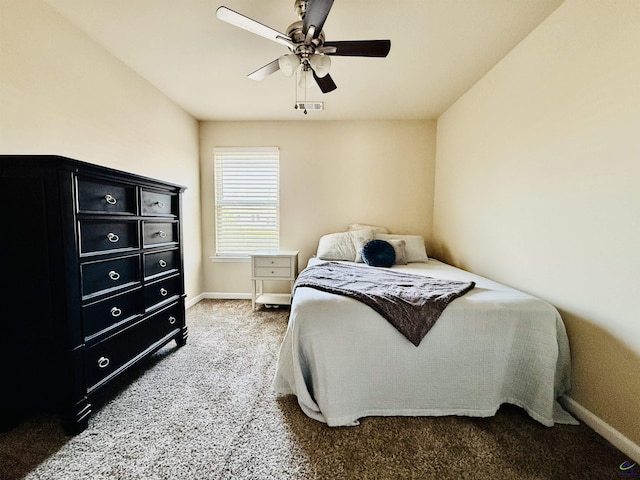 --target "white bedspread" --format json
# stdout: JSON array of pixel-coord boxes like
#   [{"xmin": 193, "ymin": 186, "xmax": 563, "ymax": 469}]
[{"xmin": 273, "ymin": 258, "xmax": 577, "ymax": 427}]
